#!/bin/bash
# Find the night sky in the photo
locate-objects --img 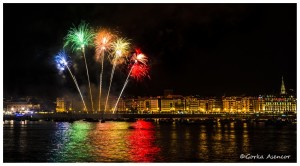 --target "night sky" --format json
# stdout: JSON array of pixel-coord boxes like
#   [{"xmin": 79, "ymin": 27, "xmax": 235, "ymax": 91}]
[{"xmin": 3, "ymin": 4, "xmax": 297, "ymax": 99}]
